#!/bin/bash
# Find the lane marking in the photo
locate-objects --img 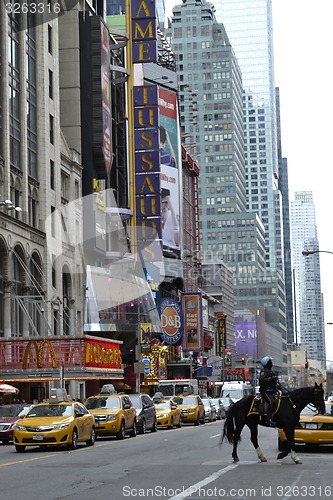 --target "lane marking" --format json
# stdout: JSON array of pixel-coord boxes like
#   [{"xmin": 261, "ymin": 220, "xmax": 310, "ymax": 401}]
[
  {"xmin": 167, "ymin": 463, "xmax": 239, "ymax": 500},
  {"xmin": 0, "ymin": 453, "xmax": 59, "ymax": 467}
]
